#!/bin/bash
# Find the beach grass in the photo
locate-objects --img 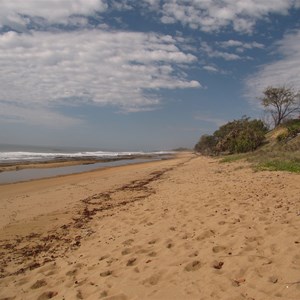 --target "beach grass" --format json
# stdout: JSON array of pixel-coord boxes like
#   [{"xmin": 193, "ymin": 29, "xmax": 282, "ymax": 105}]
[
  {"xmin": 219, "ymin": 153, "xmax": 248, "ymax": 163},
  {"xmin": 220, "ymin": 134, "xmax": 300, "ymax": 173},
  {"xmin": 255, "ymin": 159, "xmax": 300, "ymax": 173}
]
